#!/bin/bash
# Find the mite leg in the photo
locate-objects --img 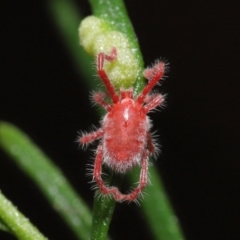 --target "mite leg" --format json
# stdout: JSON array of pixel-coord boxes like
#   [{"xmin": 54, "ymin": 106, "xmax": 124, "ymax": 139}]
[
  {"xmin": 93, "ymin": 145, "xmax": 120, "ymax": 196},
  {"xmin": 102, "ymin": 47, "xmax": 117, "ymax": 62},
  {"xmin": 113, "ymin": 150, "xmax": 149, "ymax": 202},
  {"xmin": 147, "ymin": 132, "xmax": 157, "ymax": 155},
  {"xmin": 97, "ymin": 48, "xmax": 119, "ymax": 103},
  {"xmin": 79, "ymin": 128, "xmax": 104, "ymax": 144},
  {"xmin": 137, "ymin": 62, "xmax": 165, "ymax": 104},
  {"xmin": 92, "ymin": 91, "xmax": 112, "ymax": 111},
  {"xmin": 94, "ymin": 146, "xmax": 149, "ymax": 202},
  {"xmin": 142, "ymin": 93, "xmax": 165, "ymax": 113}
]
